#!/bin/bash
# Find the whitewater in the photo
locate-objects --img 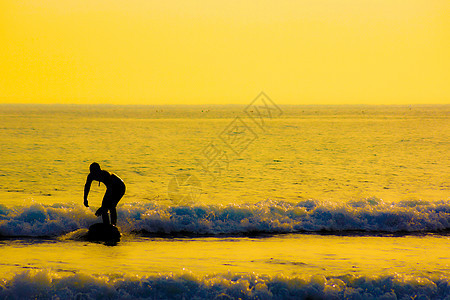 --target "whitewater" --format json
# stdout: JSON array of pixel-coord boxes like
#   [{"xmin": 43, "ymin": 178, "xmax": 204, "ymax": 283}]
[
  {"xmin": 2, "ymin": 270, "xmax": 449, "ymax": 299},
  {"xmin": 0, "ymin": 199, "xmax": 449, "ymax": 238}
]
